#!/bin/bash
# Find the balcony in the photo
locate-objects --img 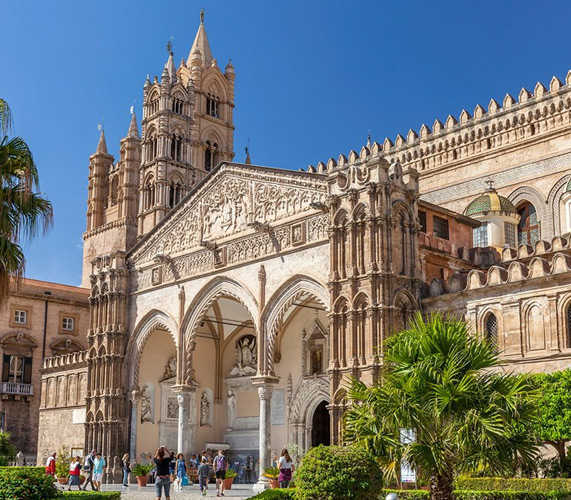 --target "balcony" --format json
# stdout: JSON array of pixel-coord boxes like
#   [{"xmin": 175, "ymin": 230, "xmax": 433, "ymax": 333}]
[{"xmin": 0, "ymin": 382, "xmax": 33, "ymax": 396}]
